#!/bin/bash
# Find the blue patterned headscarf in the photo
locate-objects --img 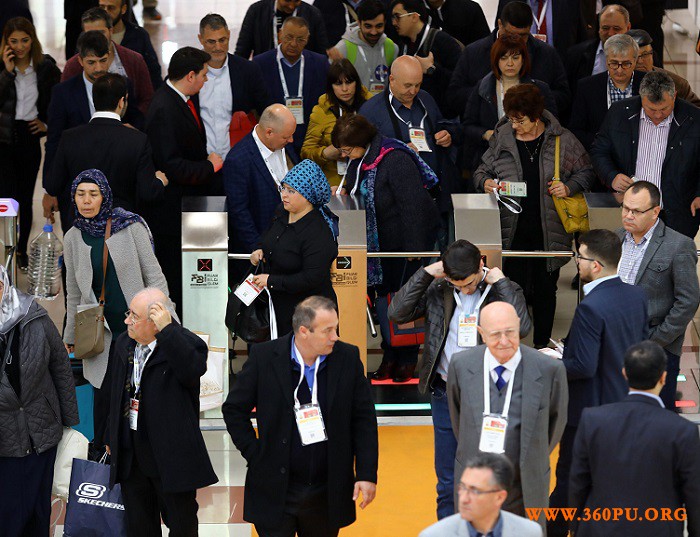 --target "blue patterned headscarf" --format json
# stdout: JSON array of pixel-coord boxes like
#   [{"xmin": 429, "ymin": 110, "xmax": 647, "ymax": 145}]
[
  {"xmin": 282, "ymin": 159, "xmax": 339, "ymax": 240},
  {"xmin": 71, "ymin": 169, "xmax": 153, "ymax": 241}
]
